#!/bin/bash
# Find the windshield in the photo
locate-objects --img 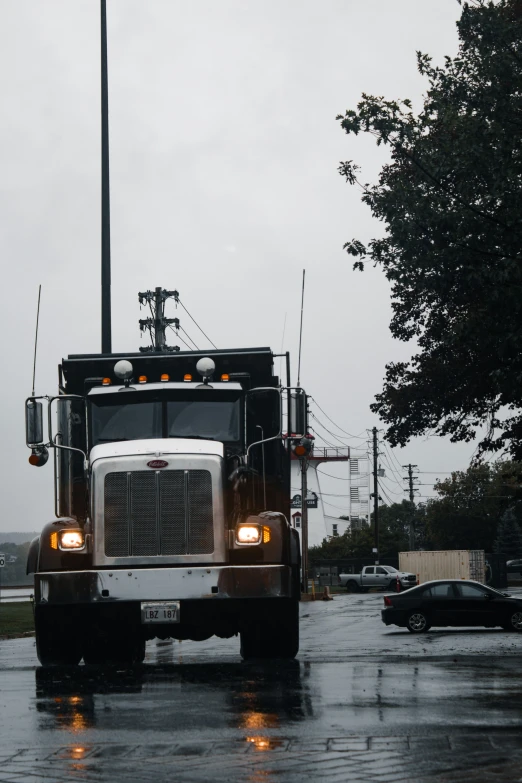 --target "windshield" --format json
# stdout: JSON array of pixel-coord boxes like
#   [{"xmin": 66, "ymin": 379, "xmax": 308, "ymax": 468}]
[
  {"xmin": 383, "ymin": 566, "xmax": 398, "ymax": 574},
  {"xmin": 90, "ymin": 397, "xmax": 240, "ymax": 446},
  {"xmin": 167, "ymin": 401, "xmax": 239, "ymax": 441},
  {"xmin": 91, "ymin": 401, "xmax": 162, "ymax": 443}
]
